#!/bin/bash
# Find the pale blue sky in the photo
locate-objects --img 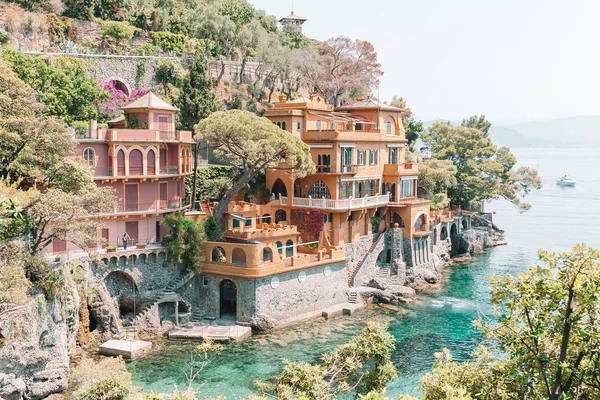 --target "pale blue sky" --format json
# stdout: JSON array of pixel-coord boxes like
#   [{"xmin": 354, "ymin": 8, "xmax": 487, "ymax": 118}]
[{"xmin": 249, "ymin": 0, "xmax": 600, "ymax": 123}]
